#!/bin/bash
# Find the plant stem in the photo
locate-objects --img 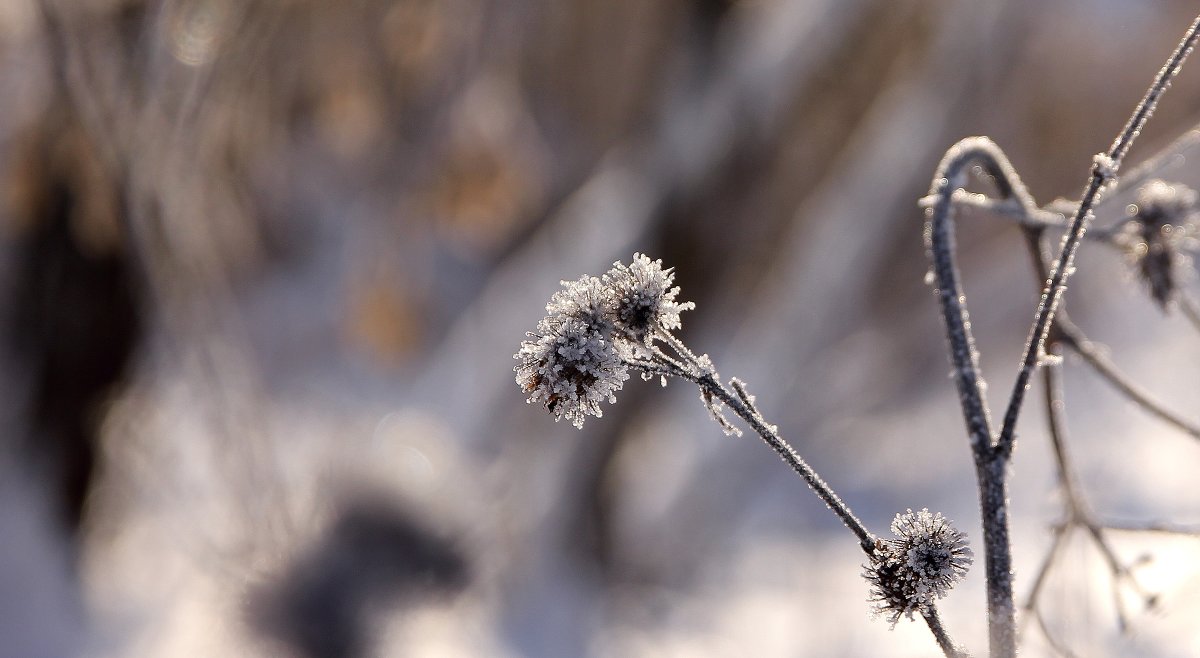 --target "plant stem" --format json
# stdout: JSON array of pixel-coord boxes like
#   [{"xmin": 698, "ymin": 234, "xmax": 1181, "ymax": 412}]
[
  {"xmin": 926, "ymin": 137, "xmax": 1032, "ymax": 658},
  {"xmin": 997, "ymin": 14, "xmax": 1200, "ymax": 459},
  {"xmin": 625, "ymin": 351, "xmax": 968, "ymax": 656},
  {"xmin": 697, "ymin": 373, "xmax": 877, "ymax": 553},
  {"xmin": 1055, "ymin": 320, "xmax": 1200, "ymax": 441},
  {"xmin": 923, "ymin": 605, "xmax": 969, "ymax": 658}
]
